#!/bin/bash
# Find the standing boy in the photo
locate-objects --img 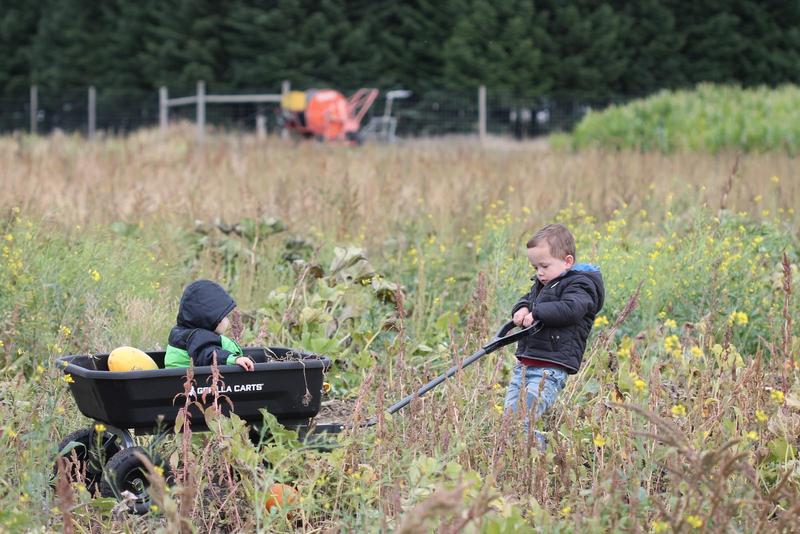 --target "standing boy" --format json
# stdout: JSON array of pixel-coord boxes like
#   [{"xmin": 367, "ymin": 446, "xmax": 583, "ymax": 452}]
[{"xmin": 505, "ymin": 224, "xmax": 605, "ymax": 445}]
